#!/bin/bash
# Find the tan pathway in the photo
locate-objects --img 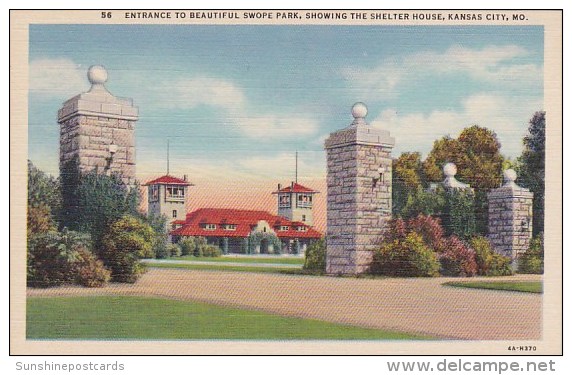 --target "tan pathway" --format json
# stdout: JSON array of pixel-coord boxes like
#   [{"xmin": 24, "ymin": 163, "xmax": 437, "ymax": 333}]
[{"xmin": 27, "ymin": 268, "xmax": 542, "ymax": 340}]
